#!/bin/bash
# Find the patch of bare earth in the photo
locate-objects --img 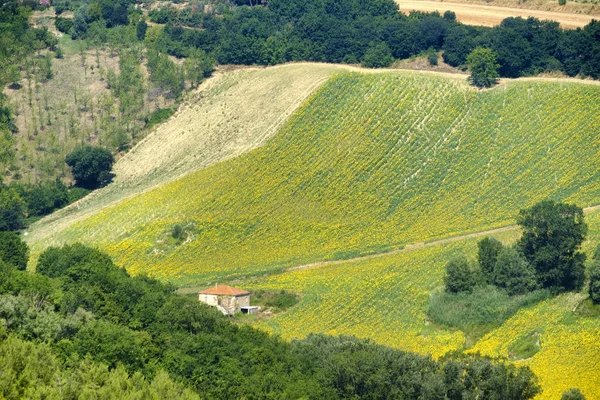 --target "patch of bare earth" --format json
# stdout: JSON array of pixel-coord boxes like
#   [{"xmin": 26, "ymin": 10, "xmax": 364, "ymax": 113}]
[{"xmin": 397, "ymin": 0, "xmax": 598, "ymax": 27}]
